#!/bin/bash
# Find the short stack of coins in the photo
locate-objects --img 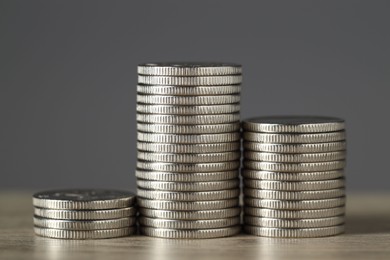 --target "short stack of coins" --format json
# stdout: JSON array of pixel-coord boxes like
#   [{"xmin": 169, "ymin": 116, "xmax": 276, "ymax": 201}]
[
  {"xmin": 33, "ymin": 189, "xmax": 137, "ymax": 239},
  {"xmin": 136, "ymin": 63, "xmax": 242, "ymax": 239},
  {"xmin": 241, "ymin": 116, "xmax": 346, "ymax": 238}
]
